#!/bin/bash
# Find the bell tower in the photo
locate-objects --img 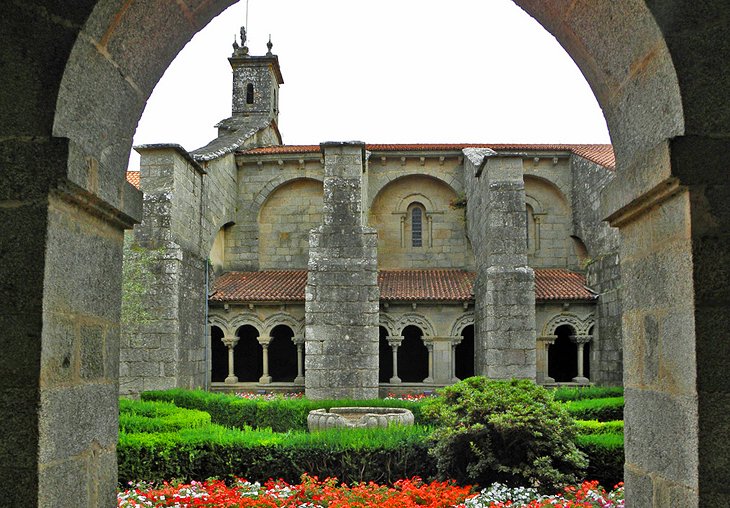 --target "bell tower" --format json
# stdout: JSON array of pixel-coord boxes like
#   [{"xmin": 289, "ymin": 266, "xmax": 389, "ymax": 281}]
[{"xmin": 230, "ymin": 27, "xmax": 283, "ymax": 124}]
